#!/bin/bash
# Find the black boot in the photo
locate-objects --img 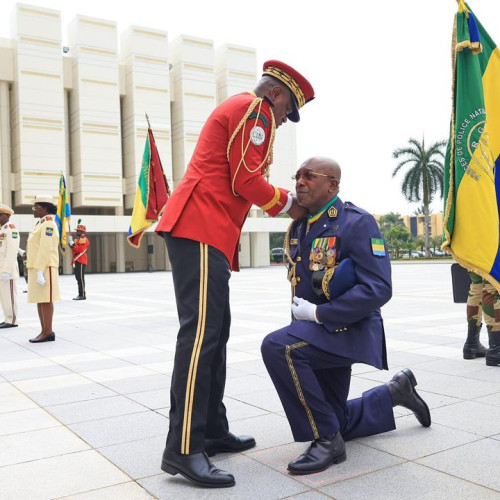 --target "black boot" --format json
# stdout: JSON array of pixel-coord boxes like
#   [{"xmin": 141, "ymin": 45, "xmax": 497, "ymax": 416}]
[
  {"xmin": 386, "ymin": 369, "xmax": 431, "ymax": 427},
  {"xmin": 287, "ymin": 432, "xmax": 346, "ymax": 475},
  {"xmin": 485, "ymin": 328, "xmax": 500, "ymax": 367},
  {"xmin": 463, "ymin": 323, "xmax": 487, "ymax": 359}
]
